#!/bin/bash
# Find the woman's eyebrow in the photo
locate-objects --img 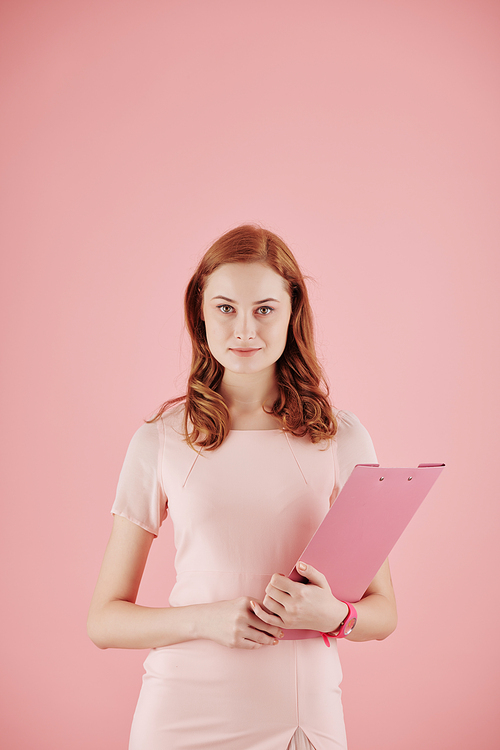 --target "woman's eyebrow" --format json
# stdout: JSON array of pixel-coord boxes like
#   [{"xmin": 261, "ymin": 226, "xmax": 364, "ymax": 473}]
[{"xmin": 210, "ymin": 295, "xmax": 281, "ymax": 304}]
